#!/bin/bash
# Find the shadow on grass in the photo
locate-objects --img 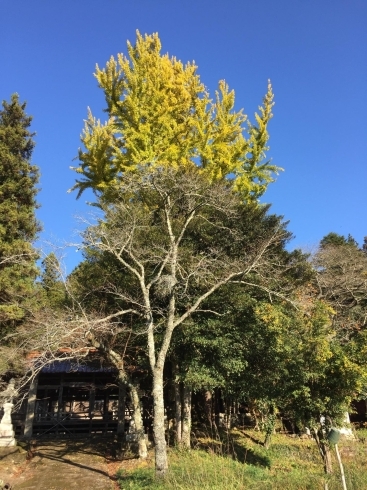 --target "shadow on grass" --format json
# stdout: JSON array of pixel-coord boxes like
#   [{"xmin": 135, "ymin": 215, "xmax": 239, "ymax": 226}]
[
  {"xmin": 237, "ymin": 429, "xmax": 264, "ymax": 446},
  {"xmin": 194, "ymin": 429, "xmax": 271, "ymax": 469},
  {"xmin": 117, "ymin": 468, "xmax": 163, "ymax": 490},
  {"xmin": 230, "ymin": 437, "xmax": 271, "ymax": 468}
]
